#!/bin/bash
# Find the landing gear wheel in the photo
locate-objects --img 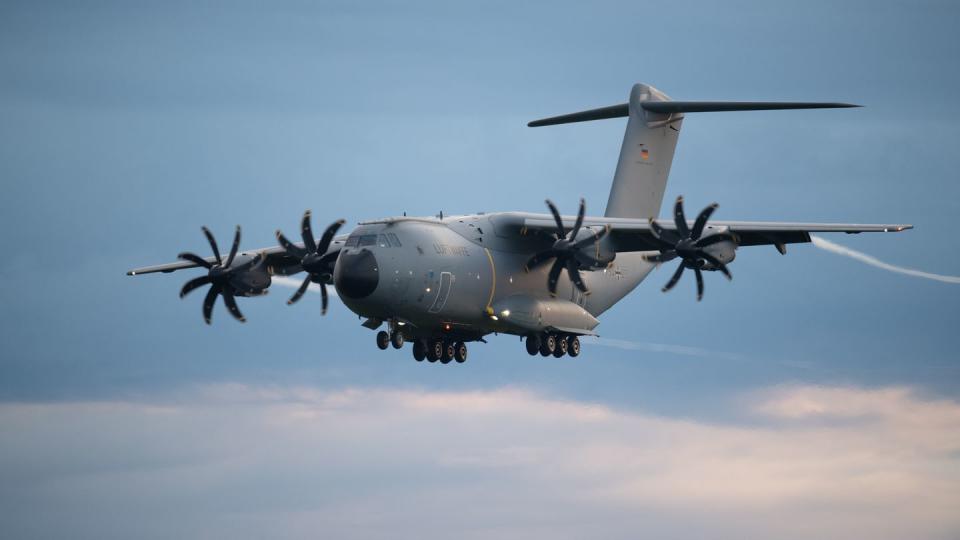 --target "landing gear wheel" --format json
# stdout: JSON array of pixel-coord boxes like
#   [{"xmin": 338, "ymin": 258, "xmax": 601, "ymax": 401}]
[
  {"xmin": 553, "ymin": 335, "xmax": 568, "ymax": 358},
  {"xmin": 540, "ymin": 334, "xmax": 556, "ymax": 357},
  {"xmin": 441, "ymin": 342, "xmax": 455, "ymax": 364},
  {"xmin": 567, "ymin": 336, "xmax": 581, "ymax": 357},
  {"xmin": 430, "ymin": 340, "xmax": 444, "ymax": 363},
  {"xmin": 454, "ymin": 342, "xmax": 468, "ymax": 363},
  {"xmin": 413, "ymin": 340, "xmax": 426, "ymax": 361},
  {"xmin": 525, "ymin": 334, "xmax": 541, "ymax": 356},
  {"xmin": 391, "ymin": 331, "xmax": 404, "ymax": 349},
  {"xmin": 376, "ymin": 330, "xmax": 390, "ymax": 350}
]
